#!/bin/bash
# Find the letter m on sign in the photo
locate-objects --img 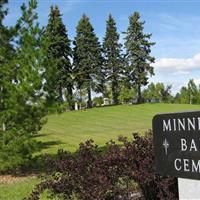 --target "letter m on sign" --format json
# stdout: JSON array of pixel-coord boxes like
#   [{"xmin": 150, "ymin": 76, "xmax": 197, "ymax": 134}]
[{"xmin": 163, "ymin": 119, "xmax": 171, "ymax": 131}]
